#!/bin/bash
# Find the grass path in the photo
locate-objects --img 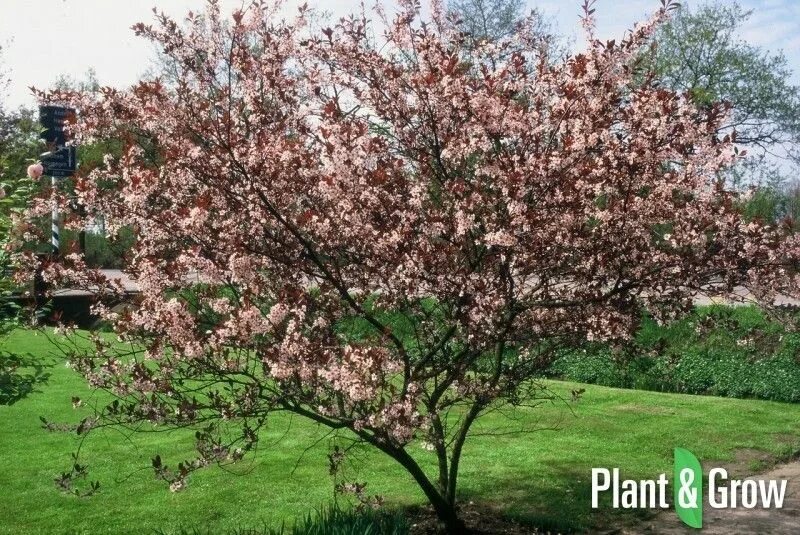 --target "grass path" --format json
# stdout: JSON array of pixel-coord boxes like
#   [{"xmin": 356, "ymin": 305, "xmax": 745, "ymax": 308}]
[{"xmin": 1, "ymin": 329, "xmax": 799, "ymax": 534}]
